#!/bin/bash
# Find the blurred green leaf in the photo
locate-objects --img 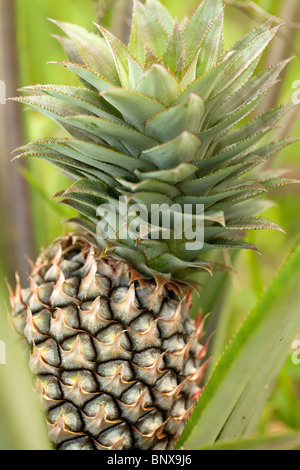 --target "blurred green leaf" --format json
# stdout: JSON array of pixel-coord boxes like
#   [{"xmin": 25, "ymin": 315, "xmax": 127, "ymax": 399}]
[
  {"xmin": 198, "ymin": 432, "xmax": 300, "ymax": 450},
  {"xmin": 20, "ymin": 167, "xmax": 74, "ymax": 218},
  {"xmin": 0, "ymin": 313, "xmax": 51, "ymax": 450},
  {"xmin": 176, "ymin": 239, "xmax": 300, "ymax": 449},
  {"xmin": 271, "ymin": 368, "xmax": 300, "ymax": 429}
]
